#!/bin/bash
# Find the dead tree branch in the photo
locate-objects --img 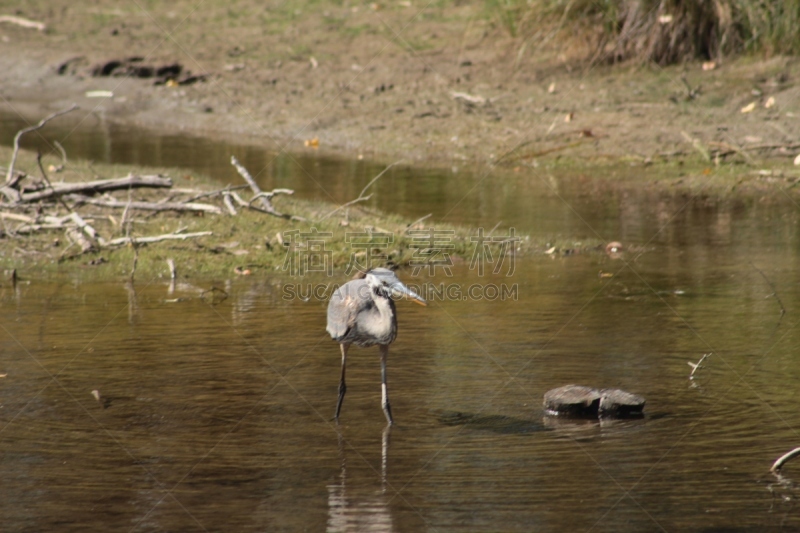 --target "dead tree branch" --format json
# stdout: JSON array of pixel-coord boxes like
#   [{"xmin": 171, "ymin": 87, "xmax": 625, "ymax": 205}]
[
  {"xmin": 406, "ymin": 213, "xmax": 432, "ymax": 232},
  {"xmin": 222, "ymin": 192, "xmax": 237, "ymax": 215},
  {"xmin": 68, "ymin": 194, "xmax": 221, "ymax": 214},
  {"xmin": 22, "ymin": 174, "xmax": 172, "ymax": 202},
  {"xmin": 772, "ymin": 447, "xmax": 800, "ymax": 473},
  {"xmin": 0, "ymin": 15, "xmax": 46, "ymax": 31},
  {"xmin": 751, "ymin": 262, "xmax": 787, "ymax": 316},
  {"xmin": 320, "ymin": 160, "xmax": 401, "ymax": 221},
  {"xmin": 184, "ymin": 184, "xmax": 249, "ymax": 203},
  {"xmin": 104, "ymin": 231, "xmax": 213, "ymax": 247},
  {"xmin": 36, "ymin": 151, "xmax": 73, "ymax": 214},
  {"xmin": 4, "ymin": 104, "xmax": 79, "ymax": 191},
  {"xmin": 230, "ymin": 155, "xmax": 297, "ymax": 218},
  {"xmin": 687, "ymin": 353, "xmax": 711, "ymax": 379}
]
